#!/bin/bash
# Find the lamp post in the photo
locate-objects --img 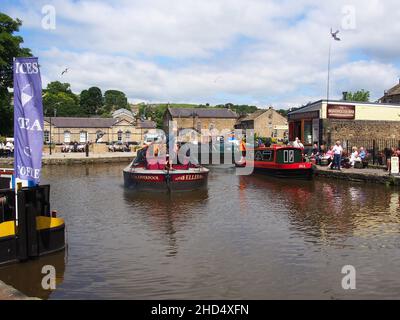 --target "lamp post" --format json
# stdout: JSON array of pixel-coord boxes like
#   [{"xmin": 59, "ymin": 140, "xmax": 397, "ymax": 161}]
[{"xmin": 49, "ymin": 108, "xmax": 57, "ymax": 155}]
